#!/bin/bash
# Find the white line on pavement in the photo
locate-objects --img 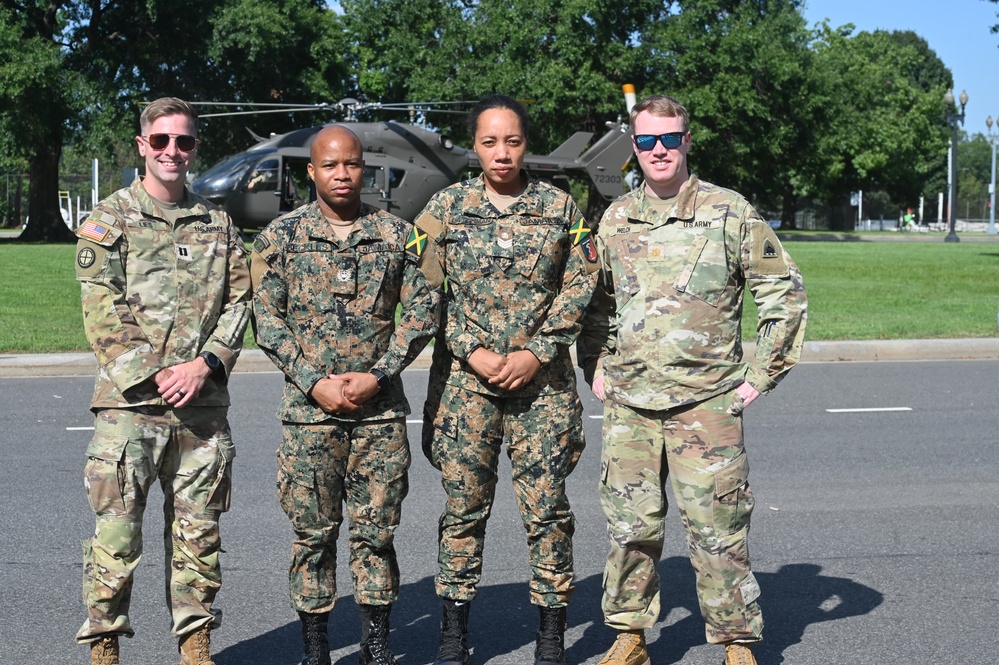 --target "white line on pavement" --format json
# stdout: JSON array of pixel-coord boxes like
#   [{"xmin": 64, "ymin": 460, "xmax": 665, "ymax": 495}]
[{"xmin": 825, "ymin": 407, "xmax": 912, "ymax": 413}]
